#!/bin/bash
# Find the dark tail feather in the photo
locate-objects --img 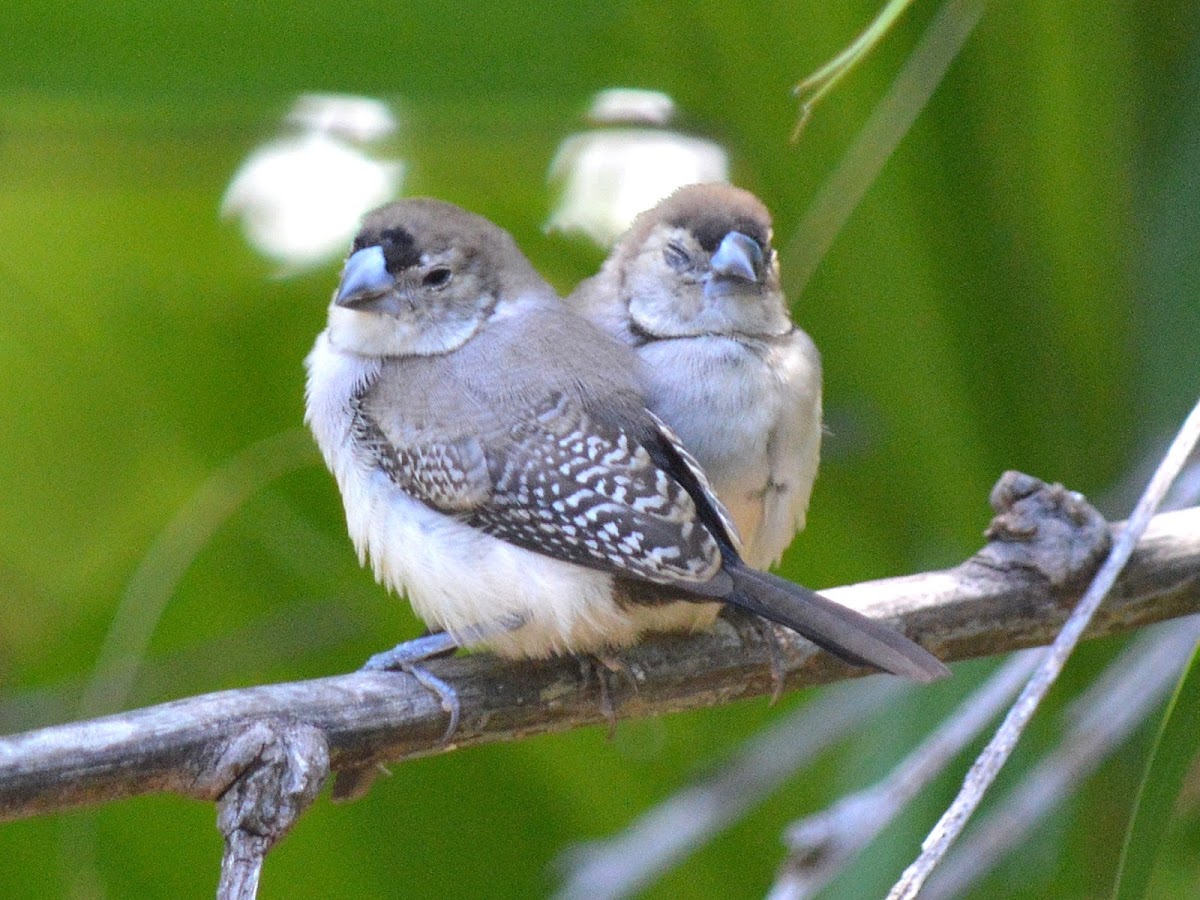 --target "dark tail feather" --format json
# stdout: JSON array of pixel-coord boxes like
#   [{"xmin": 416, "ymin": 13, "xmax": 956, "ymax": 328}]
[{"xmin": 726, "ymin": 564, "xmax": 950, "ymax": 683}]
